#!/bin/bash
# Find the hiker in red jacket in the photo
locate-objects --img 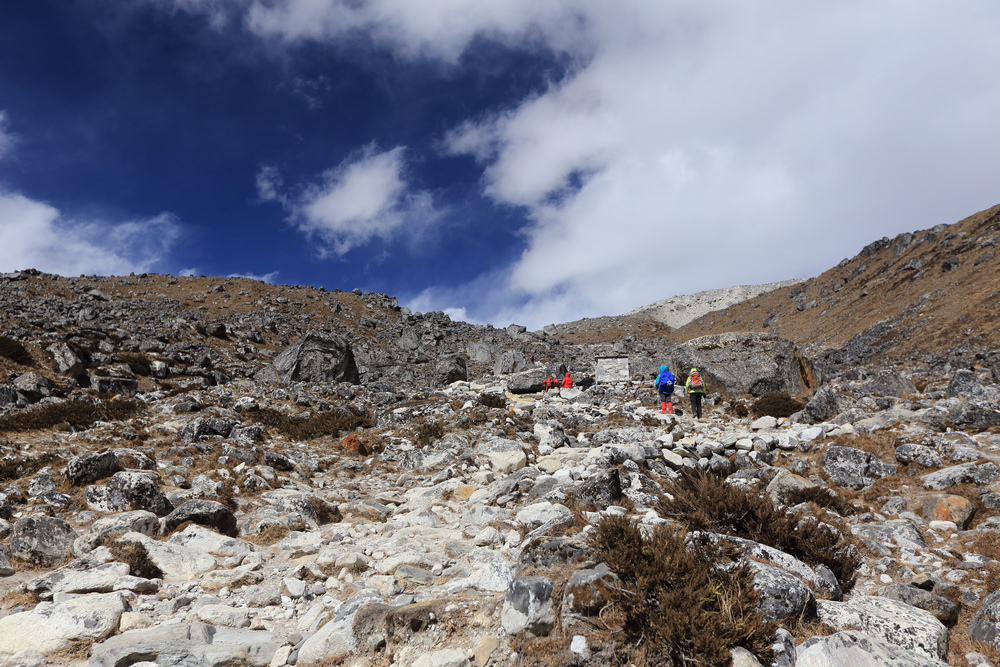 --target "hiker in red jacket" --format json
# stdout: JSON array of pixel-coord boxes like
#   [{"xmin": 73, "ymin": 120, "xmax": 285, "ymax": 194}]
[{"xmin": 561, "ymin": 372, "xmax": 573, "ymax": 388}]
